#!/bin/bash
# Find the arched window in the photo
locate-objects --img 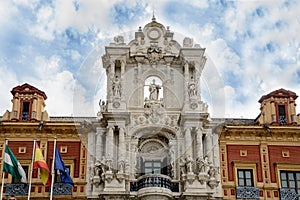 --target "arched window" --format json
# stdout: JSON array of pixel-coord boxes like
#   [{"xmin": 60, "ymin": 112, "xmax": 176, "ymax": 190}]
[{"xmin": 138, "ymin": 138, "xmax": 170, "ymax": 176}]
